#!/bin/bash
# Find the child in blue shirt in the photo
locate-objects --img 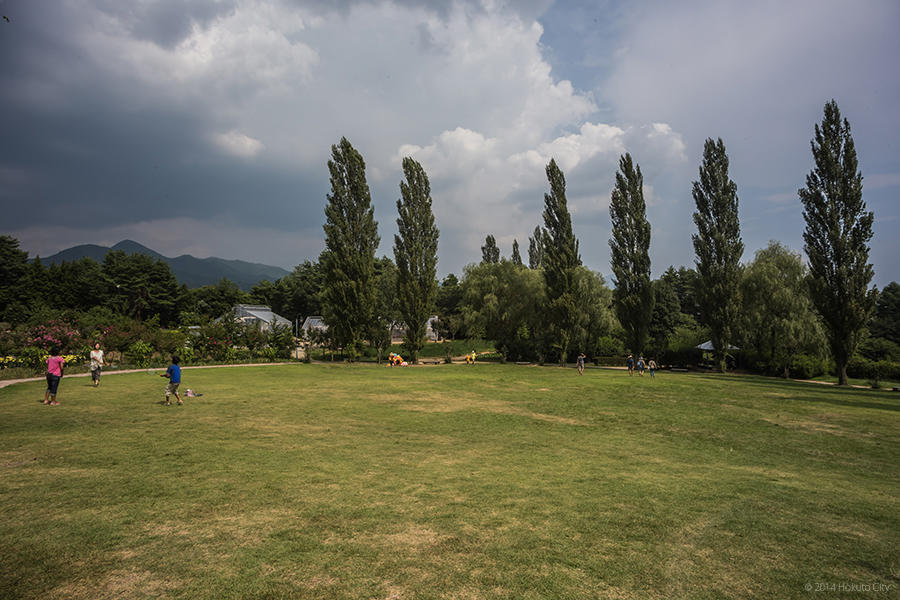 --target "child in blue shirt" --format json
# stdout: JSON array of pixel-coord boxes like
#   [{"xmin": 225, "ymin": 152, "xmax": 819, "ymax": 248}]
[{"xmin": 160, "ymin": 355, "xmax": 182, "ymax": 406}]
